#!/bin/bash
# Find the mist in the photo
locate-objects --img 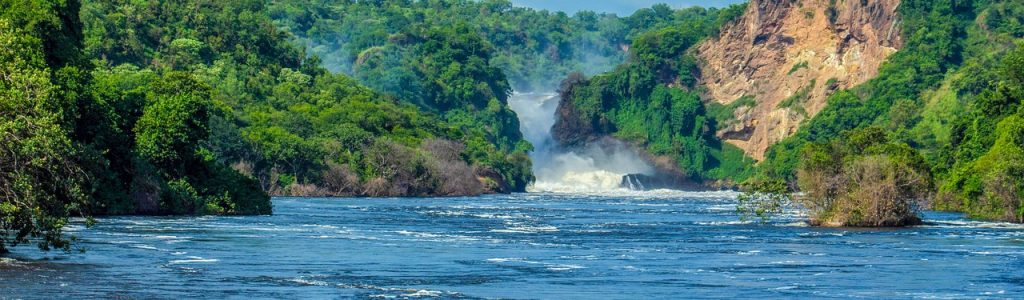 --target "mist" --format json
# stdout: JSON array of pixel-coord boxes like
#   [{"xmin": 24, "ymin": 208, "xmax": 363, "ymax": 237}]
[
  {"xmin": 511, "ymin": 0, "xmax": 744, "ymax": 15},
  {"xmin": 508, "ymin": 93, "xmax": 654, "ymax": 193}
]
